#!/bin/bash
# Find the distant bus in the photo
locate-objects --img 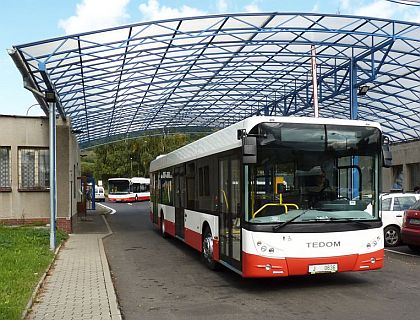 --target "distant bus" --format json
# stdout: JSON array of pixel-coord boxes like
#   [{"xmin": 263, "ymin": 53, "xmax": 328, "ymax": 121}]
[
  {"xmin": 150, "ymin": 116, "xmax": 389, "ymax": 278},
  {"xmin": 131, "ymin": 177, "xmax": 151, "ymax": 201},
  {"xmin": 108, "ymin": 177, "xmax": 150, "ymax": 202},
  {"xmin": 108, "ymin": 178, "xmax": 132, "ymax": 202}
]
